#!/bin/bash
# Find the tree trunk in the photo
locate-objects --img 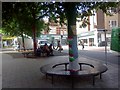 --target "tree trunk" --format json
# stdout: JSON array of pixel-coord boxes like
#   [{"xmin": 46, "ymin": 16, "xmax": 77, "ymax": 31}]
[
  {"xmin": 32, "ymin": 24, "xmax": 37, "ymax": 54},
  {"xmin": 65, "ymin": 3, "xmax": 79, "ymax": 71},
  {"xmin": 21, "ymin": 33, "xmax": 25, "ymax": 51}
]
